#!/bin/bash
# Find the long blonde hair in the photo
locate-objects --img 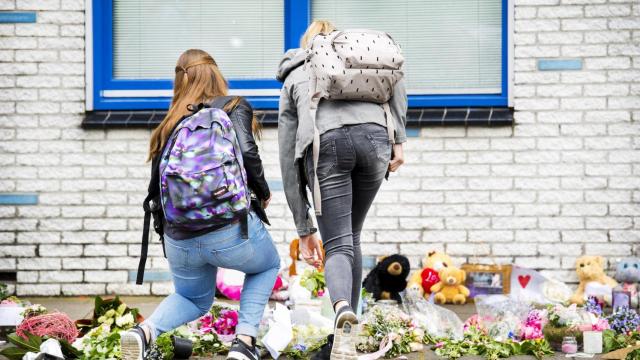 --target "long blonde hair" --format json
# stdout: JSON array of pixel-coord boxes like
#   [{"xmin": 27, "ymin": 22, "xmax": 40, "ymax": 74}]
[
  {"xmin": 300, "ymin": 20, "xmax": 336, "ymax": 48},
  {"xmin": 148, "ymin": 49, "xmax": 261, "ymax": 160}
]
